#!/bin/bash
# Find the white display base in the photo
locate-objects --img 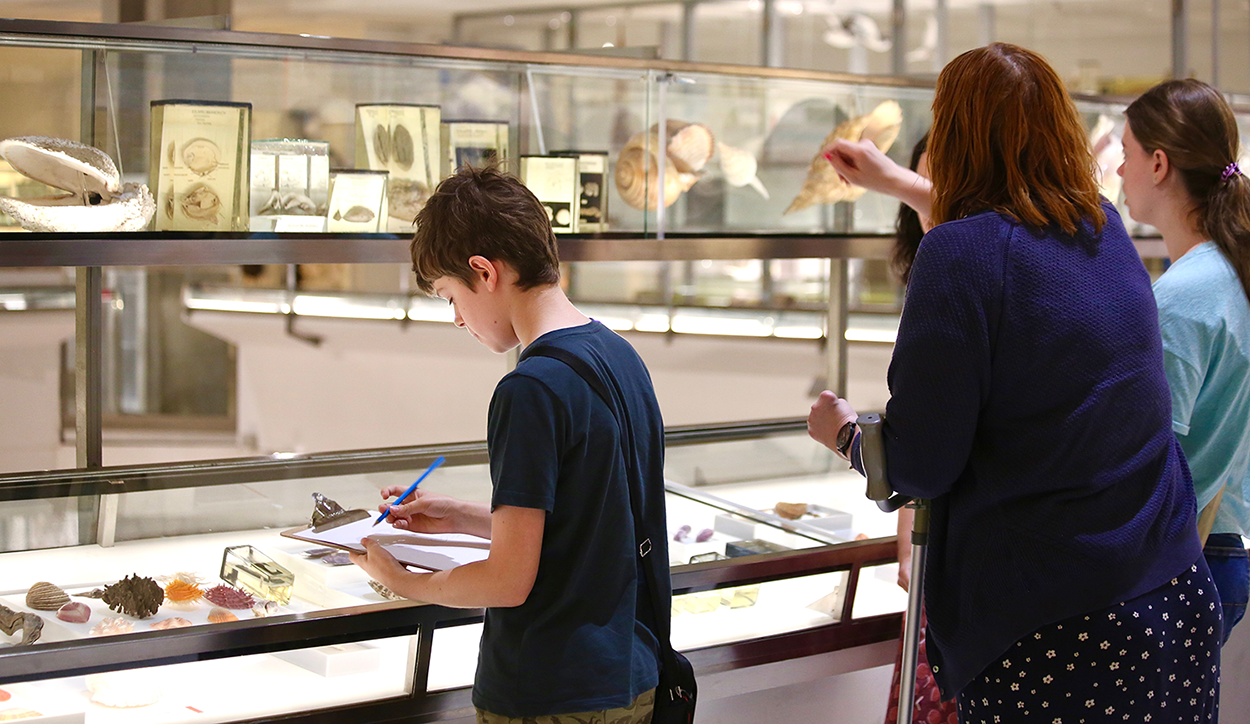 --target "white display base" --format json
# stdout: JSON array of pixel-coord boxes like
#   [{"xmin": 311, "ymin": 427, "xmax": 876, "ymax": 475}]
[{"xmin": 273, "ymin": 642, "xmax": 382, "ymax": 677}]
